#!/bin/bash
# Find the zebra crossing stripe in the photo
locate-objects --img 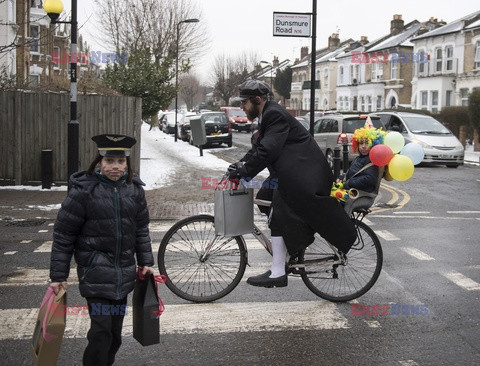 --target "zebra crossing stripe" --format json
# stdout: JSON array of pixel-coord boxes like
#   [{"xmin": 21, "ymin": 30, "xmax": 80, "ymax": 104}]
[
  {"xmin": 33, "ymin": 241, "xmax": 52, "ymax": 253},
  {"xmin": 440, "ymin": 271, "xmax": 480, "ymax": 291},
  {"xmin": 400, "ymin": 247, "xmax": 435, "ymax": 261},
  {"xmin": 0, "ymin": 301, "xmax": 349, "ymax": 340},
  {"xmin": 374, "ymin": 230, "xmax": 400, "ymax": 241}
]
